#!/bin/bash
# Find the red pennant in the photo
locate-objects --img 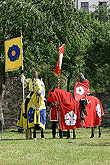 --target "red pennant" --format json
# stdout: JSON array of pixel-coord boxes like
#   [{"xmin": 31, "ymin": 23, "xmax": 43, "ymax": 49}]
[{"xmin": 55, "ymin": 44, "xmax": 65, "ymax": 75}]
